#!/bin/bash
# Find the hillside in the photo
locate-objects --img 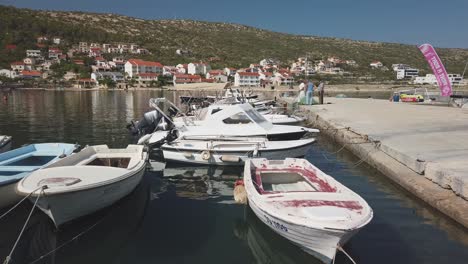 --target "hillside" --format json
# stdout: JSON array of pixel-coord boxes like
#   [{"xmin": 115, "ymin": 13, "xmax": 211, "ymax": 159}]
[{"xmin": 1, "ymin": 5, "xmax": 467, "ymax": 77}]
